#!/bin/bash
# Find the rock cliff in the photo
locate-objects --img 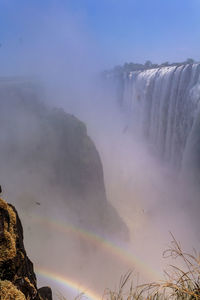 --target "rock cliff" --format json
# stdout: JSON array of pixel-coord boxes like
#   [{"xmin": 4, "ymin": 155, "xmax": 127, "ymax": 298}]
[
  {"xmin": 0, "ymin": 79, "xmax": 128, "ymax": 241},
  {"xmin": 0, "ymin": 197, "xmax": 52, "ymax": 300}
]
